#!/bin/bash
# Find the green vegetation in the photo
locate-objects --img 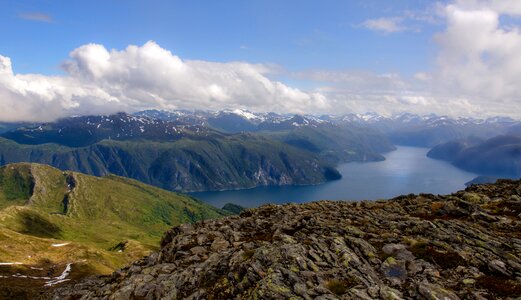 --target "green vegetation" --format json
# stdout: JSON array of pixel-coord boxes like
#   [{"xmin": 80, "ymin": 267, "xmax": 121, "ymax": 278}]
[
  {"xmin": 222, "ymin": 203, "xmax": 246, "ymax": 214},
  {"xmin": 261, "ymin": 126, "xmax": 395, "ymax": 164},
  {"xmin": 0, "ymin": 164, "xmax": 34, "ymax": 208},
  {"xmin": 0, "ymin": 163, "xmax": 228, "ymax": 276},
  {"xmin": 0, "ymin": 134, "xmax": 339, "ymax": 192},
  {"xmin": 428, "ymin": 135, "xmax": 521, "ymax": 177}
]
